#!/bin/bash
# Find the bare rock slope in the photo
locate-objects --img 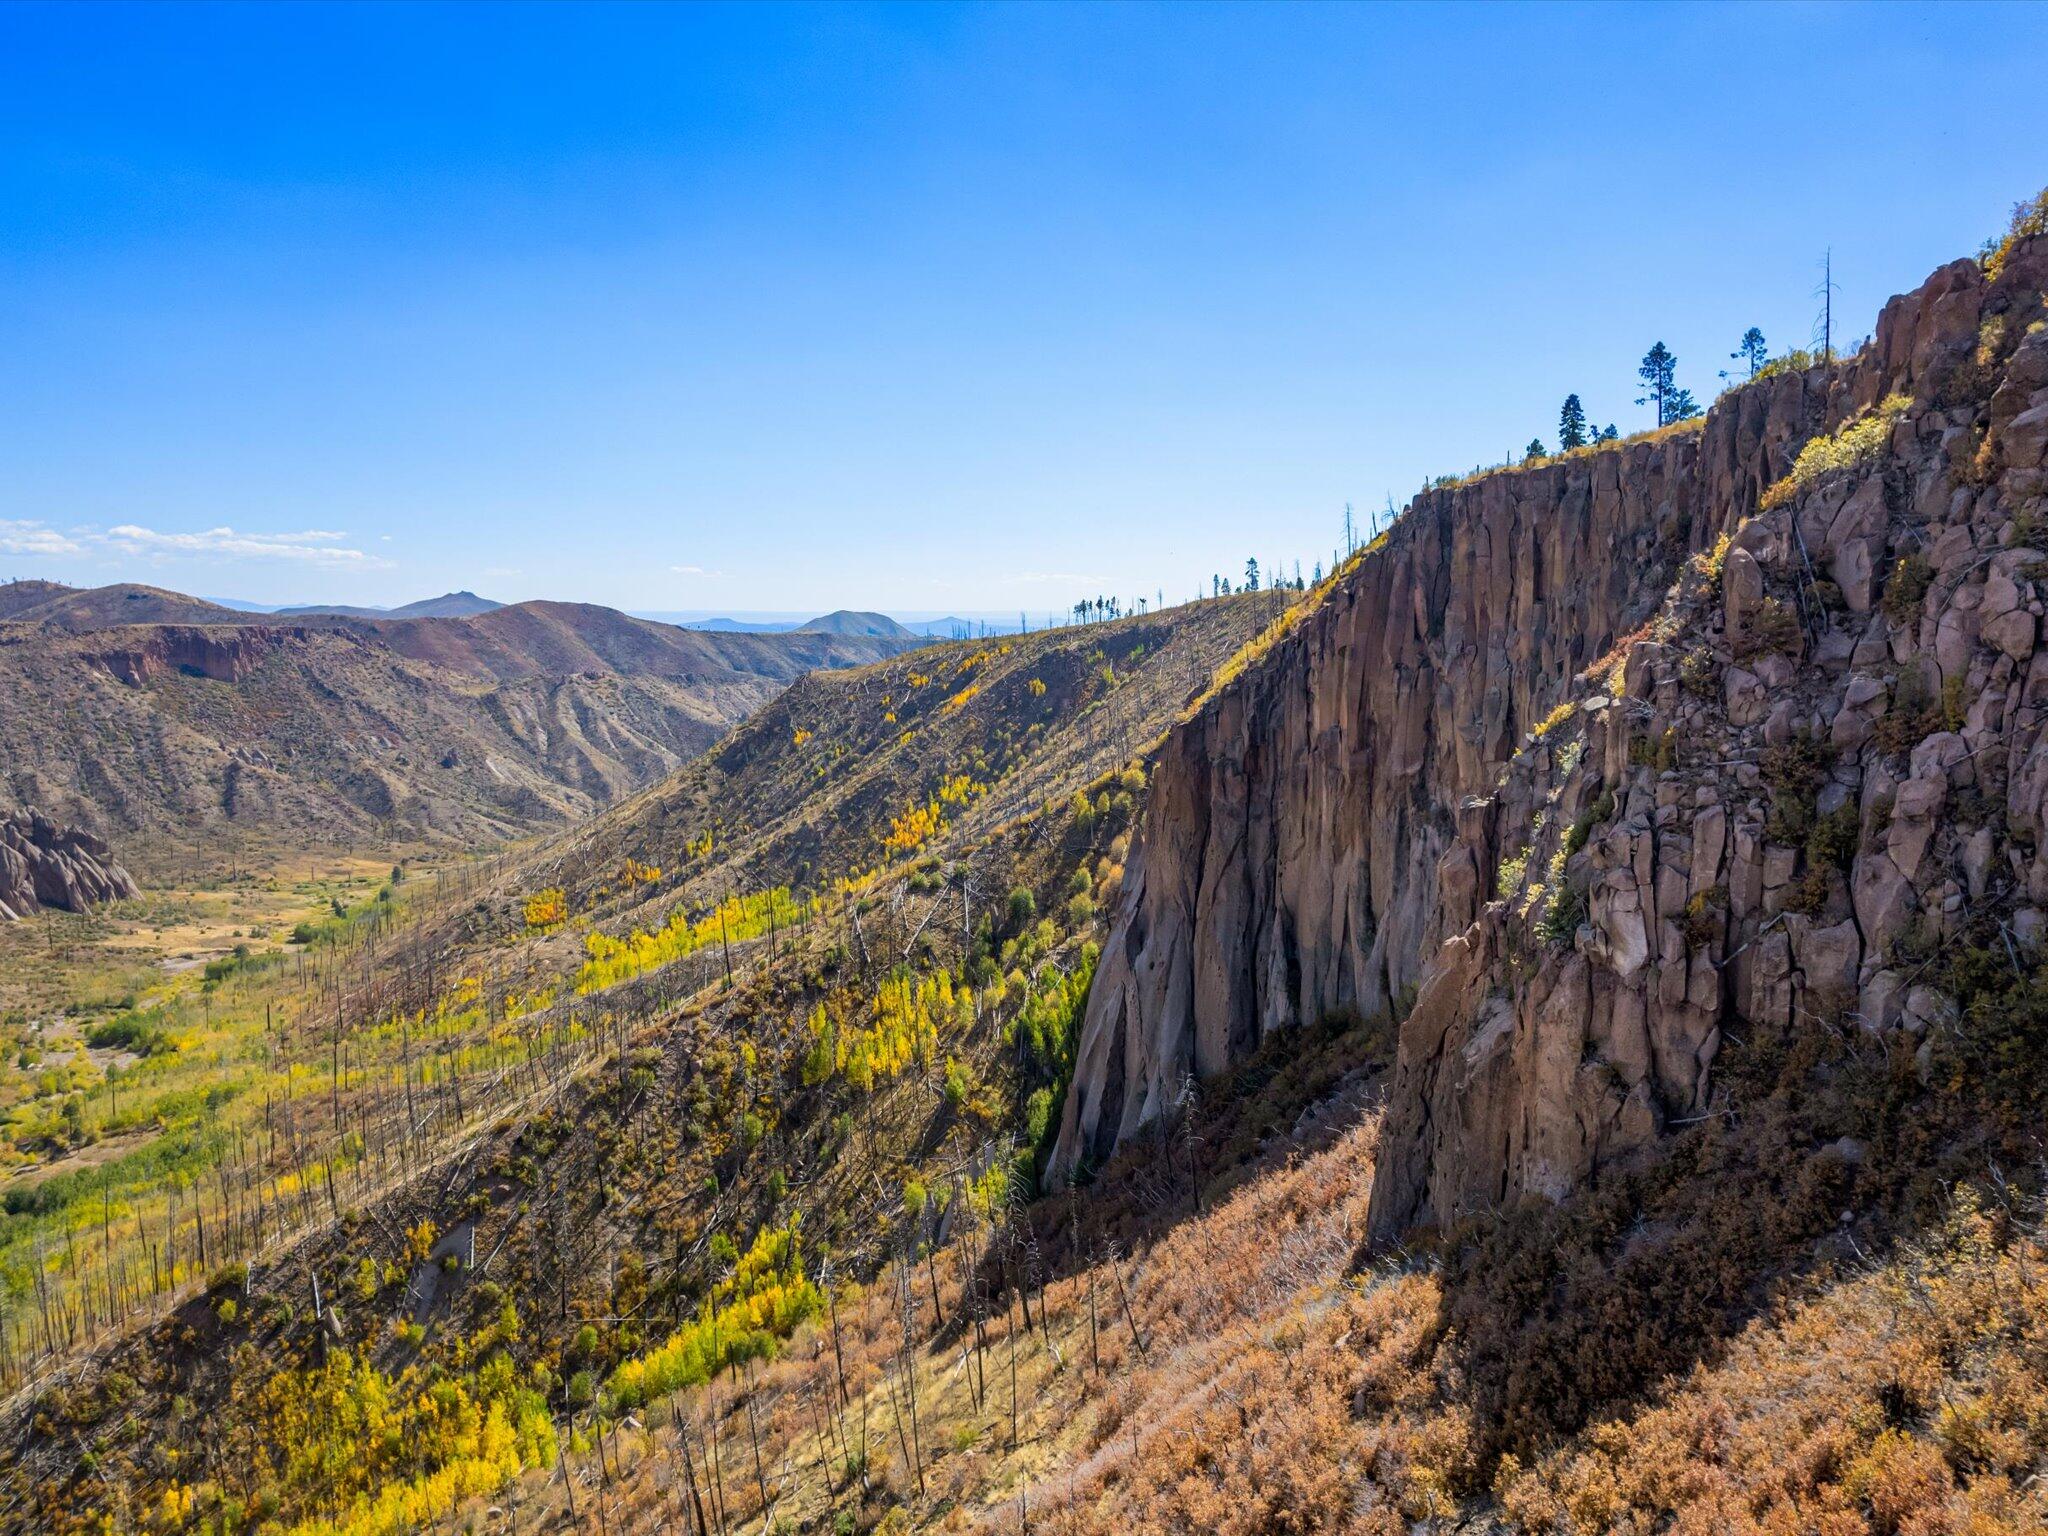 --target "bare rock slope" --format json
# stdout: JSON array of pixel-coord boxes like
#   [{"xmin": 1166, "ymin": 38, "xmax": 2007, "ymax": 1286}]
[
  {"xmin": 1052, "ymin": 236, "xmax": 2048, "ymax": 1244},
  {"xmin": 0, "ymin": 808, "xmax": 139, "ymax": 919}
]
